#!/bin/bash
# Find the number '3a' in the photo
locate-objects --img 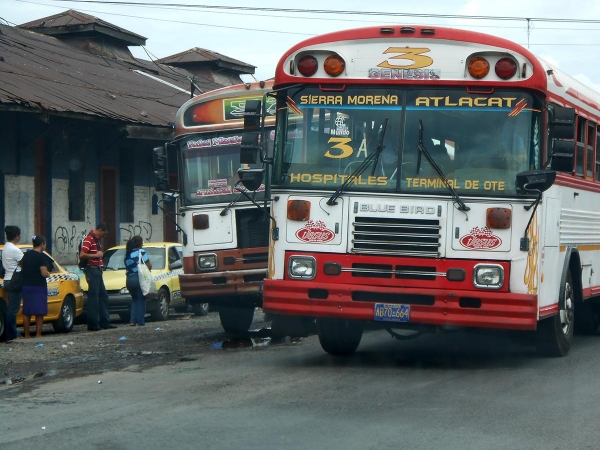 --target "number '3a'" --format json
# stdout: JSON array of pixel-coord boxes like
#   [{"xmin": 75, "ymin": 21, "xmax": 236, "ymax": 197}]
[{"xmin": 324, "ymin": 137, "xmax": 353, "ymax": 158}]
